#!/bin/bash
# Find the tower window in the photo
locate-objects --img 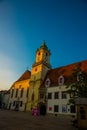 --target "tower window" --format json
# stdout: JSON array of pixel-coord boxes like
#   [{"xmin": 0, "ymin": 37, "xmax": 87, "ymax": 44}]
[
  {"xmin": 46, "ymin": 53, "xmax": 48, "ymax": 56},
  {"xmin": 35, "ymin": 68, "xmax": 37, "ymax": 71},
  {"xmin": 38, "ymin": 52, "xmax": 40, "ymax": 55}
]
